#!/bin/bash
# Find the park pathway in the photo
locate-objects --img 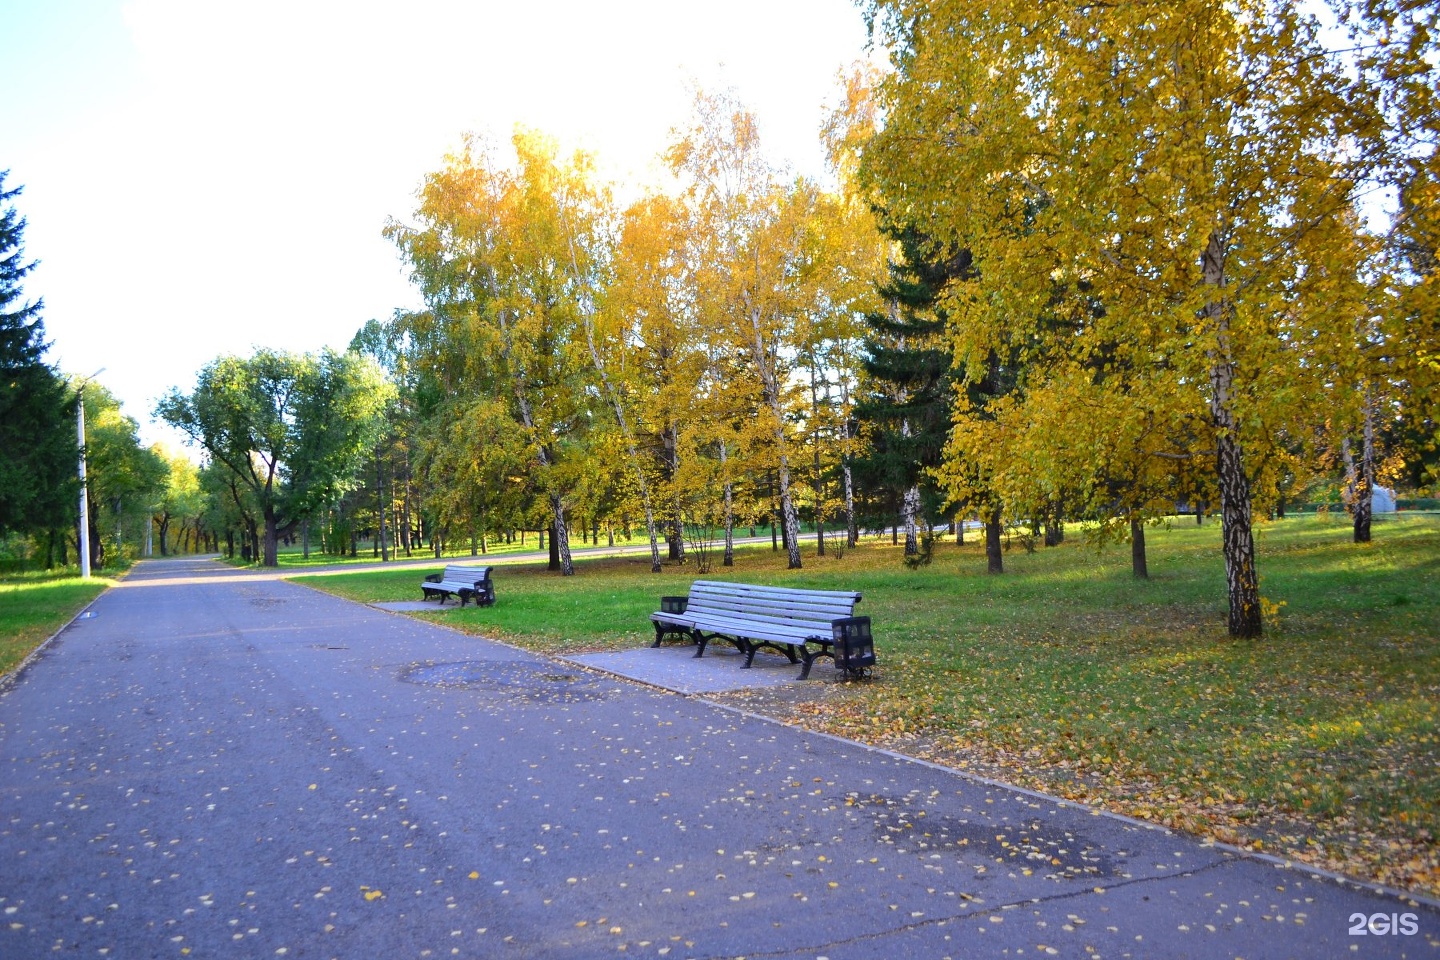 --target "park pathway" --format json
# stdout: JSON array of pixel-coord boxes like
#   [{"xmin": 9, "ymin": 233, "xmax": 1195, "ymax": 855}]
[{"xmin": 1, "ymin": 555, "xmax": 1435, "ymax": 959}]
